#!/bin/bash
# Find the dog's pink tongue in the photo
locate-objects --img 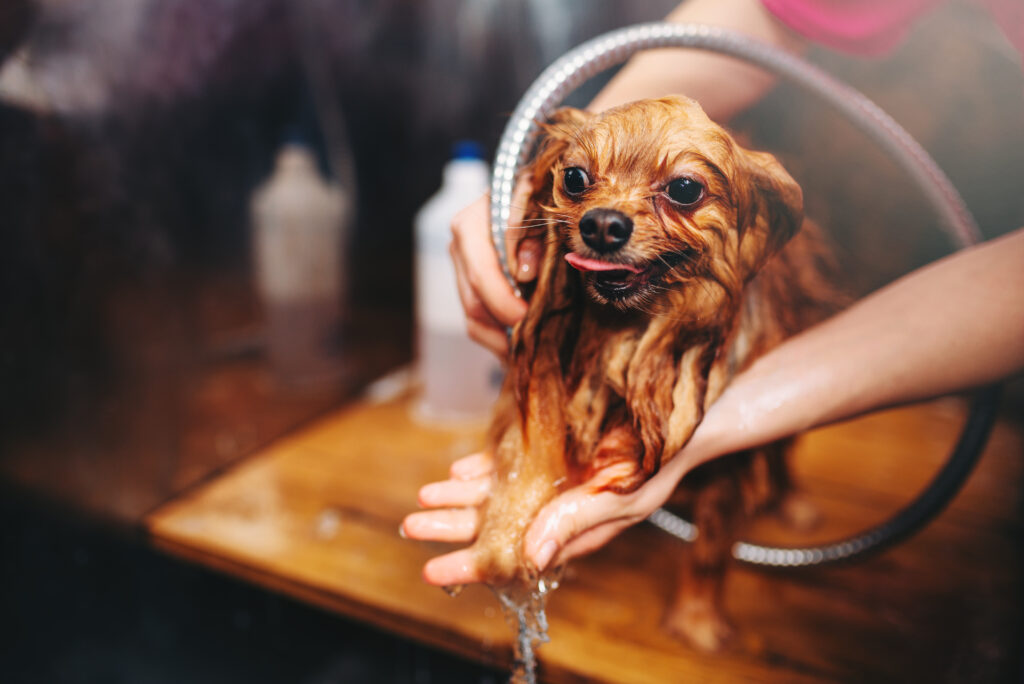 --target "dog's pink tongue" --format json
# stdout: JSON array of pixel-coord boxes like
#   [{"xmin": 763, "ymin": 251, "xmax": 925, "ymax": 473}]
[{"xmin": 565, "ymin": 252, "xmax": 640, "ymax": 273}]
